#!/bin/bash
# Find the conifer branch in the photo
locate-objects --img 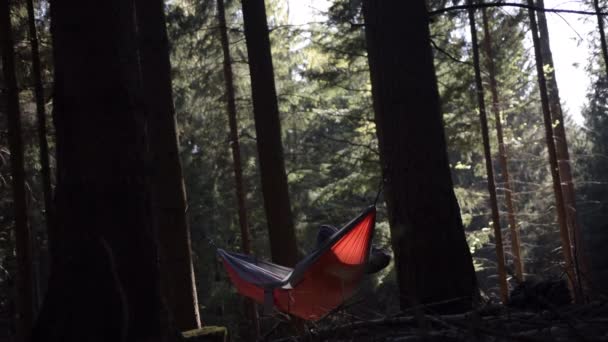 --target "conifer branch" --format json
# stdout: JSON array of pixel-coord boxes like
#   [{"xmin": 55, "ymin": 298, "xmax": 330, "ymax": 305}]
[{"xmin": 430, "ymin": 3, "xmax": 608, "ymax": 17}]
